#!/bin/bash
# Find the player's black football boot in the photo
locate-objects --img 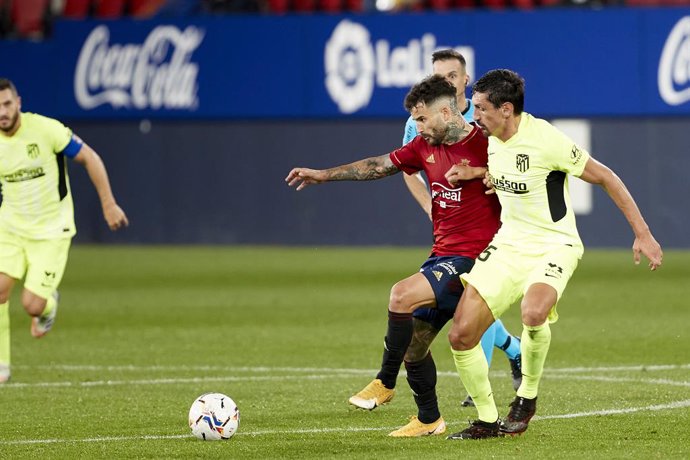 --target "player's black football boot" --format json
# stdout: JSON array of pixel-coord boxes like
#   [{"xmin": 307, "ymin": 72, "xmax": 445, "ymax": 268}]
[
  {"xmin": 446, "ymin": 419, "xmax": 502, "ymax": 440},
  {"xmin": 500, "ymin": 396, "xmax": 537, "ymax": 435}
]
